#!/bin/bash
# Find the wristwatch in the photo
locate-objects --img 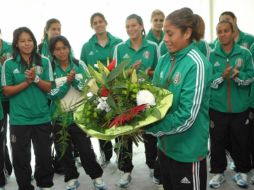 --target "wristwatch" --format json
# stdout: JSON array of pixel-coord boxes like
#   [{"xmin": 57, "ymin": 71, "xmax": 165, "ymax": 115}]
[{"xmin": 33, "ymin": 75, "xmax": 40, "ymax": 83}]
